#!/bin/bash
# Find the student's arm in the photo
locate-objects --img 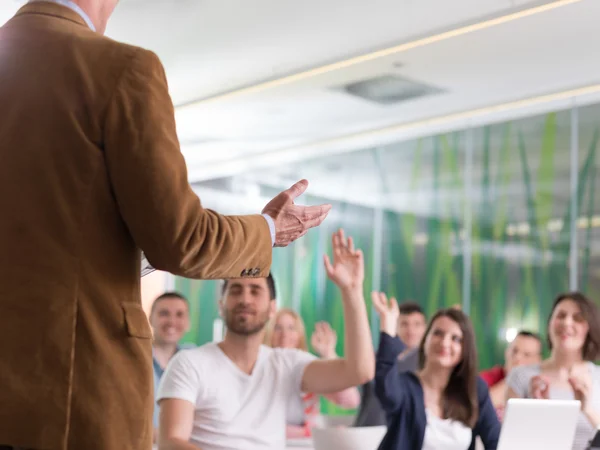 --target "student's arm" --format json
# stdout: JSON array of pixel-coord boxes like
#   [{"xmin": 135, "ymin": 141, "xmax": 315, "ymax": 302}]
[
  {"xmin": 310, "ymin": 322, "xmax": 362, "ymax": 408},
  {"xmin": 374, "ymin": 332, "xmax": 408, "ymax": 413},
  {"xmin": 300, "ymin": 230, "xmax": 375, "ymax": 394},
  {"xmin": 158, "ymin": 399, "xmax": 198, "ymax": 450},
  {"xmin": 323, "ymin": 387, "xmax": 361, "ymax": 408},
  {"xmin": 156, "ymin": 352, "xmax": 202, "ymax": 450},
  {"xmin": 569, "ymin": 365, "xmax": 600, "ymax": 428},
  {"xmin": 369, "ymin": 290, "xmax": 410, "ymax": 413}
]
